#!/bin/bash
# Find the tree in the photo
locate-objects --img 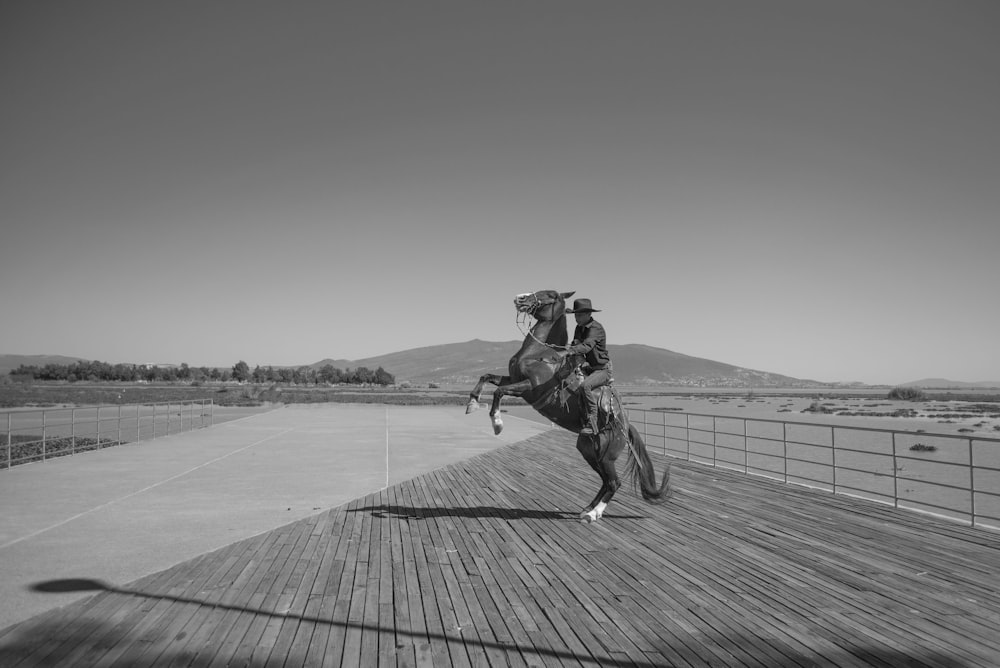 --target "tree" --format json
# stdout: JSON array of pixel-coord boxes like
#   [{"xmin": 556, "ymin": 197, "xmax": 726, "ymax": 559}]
[
  {"xmin": 318, "ymin": 364, "xmax": 338, "ymax": 384},
  {"xmin": 232, "ymin": 360, "xmax": 251, "ymax": 383},
  {"xmin": 374, "ymin": 366, "xmax": 395, "ymax": 386}
]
